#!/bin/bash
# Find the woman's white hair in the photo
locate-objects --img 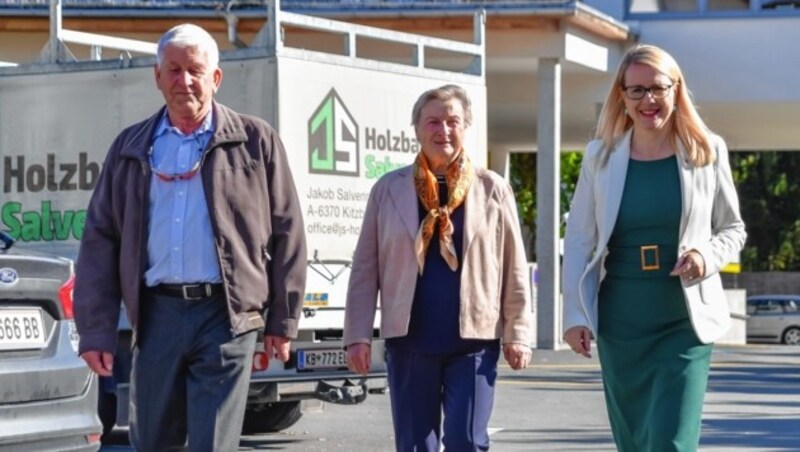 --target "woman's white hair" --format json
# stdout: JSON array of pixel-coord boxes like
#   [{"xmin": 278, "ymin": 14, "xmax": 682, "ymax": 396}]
[{"xmin": 156, "ymin": 23, "xmax": 219, "ymax": 69}]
